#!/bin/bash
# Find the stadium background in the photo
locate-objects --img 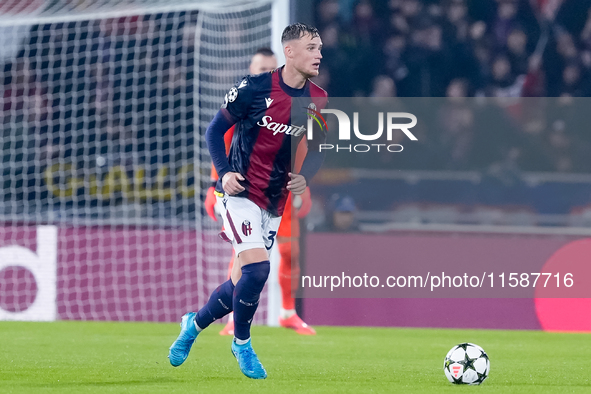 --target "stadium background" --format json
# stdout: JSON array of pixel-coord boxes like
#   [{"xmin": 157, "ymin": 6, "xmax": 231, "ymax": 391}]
[{"xmin": 1, "ymin": 0, "xmax": 590, "ymax": 332}]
